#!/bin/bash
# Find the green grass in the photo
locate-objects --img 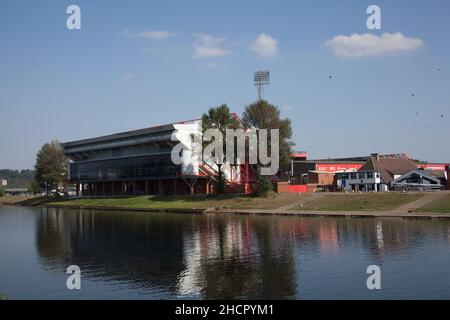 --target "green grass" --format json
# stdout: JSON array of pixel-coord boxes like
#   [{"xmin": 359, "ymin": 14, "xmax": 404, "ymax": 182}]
[
  {"xmin": 290, "ymin": 193, "xmax": 425, "ymax": 212},
  {"xmin": 20, "ymin": 192, "xmax": 432, "ymax": 212},
  {"xmin": 46, "ymin": 193, "xmax": 305, "ymax": 210},
  {"xmin": 0, "ymin": 292, "xmax": 6, "ymax": 300},
  {"xmin": 48, "ymin": 195, "xmax": 216, "ymax": 209},
  {"xmin": 416, "ymin": 194, "xmax": 450, "ymax": 213}
]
